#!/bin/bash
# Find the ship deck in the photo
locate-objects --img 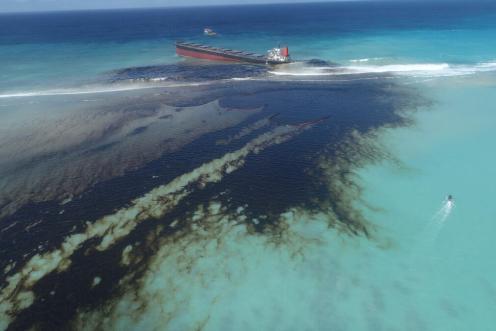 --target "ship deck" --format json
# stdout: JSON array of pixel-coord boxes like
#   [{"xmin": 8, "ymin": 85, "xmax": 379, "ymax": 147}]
[{"xmin": 176, "ymin": 41, "xmax": 272, "ymax": 64}]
